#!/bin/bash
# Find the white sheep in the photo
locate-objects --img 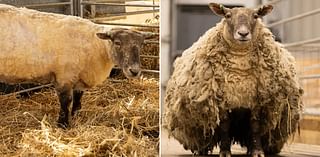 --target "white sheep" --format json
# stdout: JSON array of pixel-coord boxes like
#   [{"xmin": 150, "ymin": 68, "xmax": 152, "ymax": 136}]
[
  {"xmin": 165, "ymin": 3, "xmax": 303, "ymax": 157},
  {"xmin": 0, "ymin": 4, "xmax": 149, "ymax": 128}
]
